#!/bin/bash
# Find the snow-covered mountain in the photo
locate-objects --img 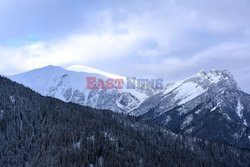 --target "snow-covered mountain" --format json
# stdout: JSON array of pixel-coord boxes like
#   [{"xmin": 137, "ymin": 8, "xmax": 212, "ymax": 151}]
[
  {"xmin": 9, "ymin": 65, "xmax": 148, "ymax": 113},
  {"xmin": 134, "ymin": 70, "xmax": 250, "ymax": 148},
  {"xmin": 8, "ymin": 66, "xmax": 250, "ymax": 148}
]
